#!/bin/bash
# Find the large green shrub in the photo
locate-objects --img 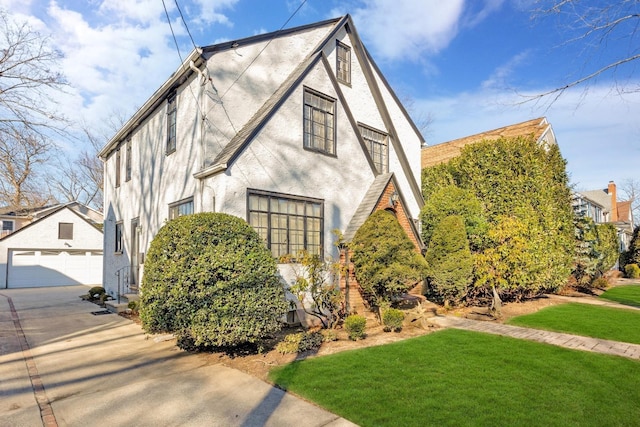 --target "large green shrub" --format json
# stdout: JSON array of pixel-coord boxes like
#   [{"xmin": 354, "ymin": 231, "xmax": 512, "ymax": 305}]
[
  {"xmin": 419, "ymin": 185, "xmax": 487, "ymax": 251},
  {"xmin": 350, "ymin": 210, "xmax": 427, "ymax": 309},
  {"xmin": 572, "ymin": 218, "xmax": 620, "ymax": 288},
  {"xmin": 594, "ymin": 223, "xmax": 620, "ymax": 274},
  {"xmin": 424, "ymin": 215, "xmax": 473, "ymax": 306},
  {"xmin": 622, "ymin": 226, "xmax": 640, "ymax": 269},
  {"xmin": 344, "ymin": 314, "xmax": 366, "ymax": 340},
  {"xmin": 140, "ymin": 213, "xmax": 288, "ymax": 349}
]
